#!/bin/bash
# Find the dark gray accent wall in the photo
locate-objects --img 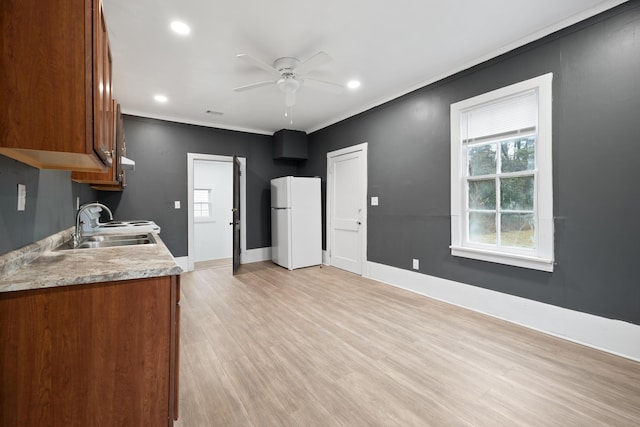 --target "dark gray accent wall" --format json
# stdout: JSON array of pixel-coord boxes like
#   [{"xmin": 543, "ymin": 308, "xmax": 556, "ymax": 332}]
[
  {"xmin": 0, "ymin": 155, "xmax": 97, "ymax": 255},
  {"xmin": 301, "ymin": 2, "xmax": 640, "ymax": 325},
  {"xmin": 98, "ymin": 116, "xmax": 299, "ymax": 257}
]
